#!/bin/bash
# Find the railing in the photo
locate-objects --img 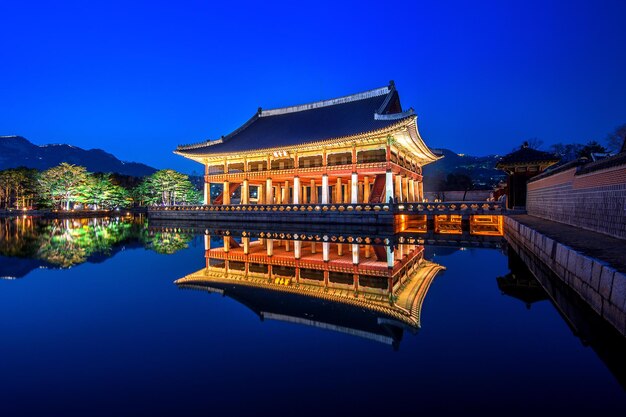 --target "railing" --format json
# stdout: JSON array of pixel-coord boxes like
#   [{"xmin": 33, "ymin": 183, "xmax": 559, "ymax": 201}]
[
  {"xmin": 148, "ymin": 201, "xmax": 504, "ymax": 215},
  {"xmin": 149, "ymin": 203, "xmax": 393, "ymax": 213},
  {"xmin": 395, "ymin": 201, "xmax": 504, "ymax": 214}
]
